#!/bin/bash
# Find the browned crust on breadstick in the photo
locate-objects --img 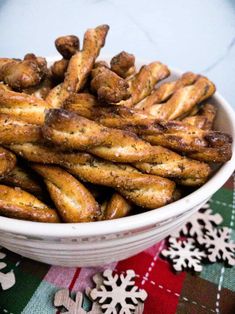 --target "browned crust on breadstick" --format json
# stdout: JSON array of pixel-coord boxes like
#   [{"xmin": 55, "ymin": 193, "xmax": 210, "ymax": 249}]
[
  {"xmin": 0, "ymin": 88, "xmax": 51, "ymax": 124},
  {"xmin": 118, "ymin": 62, "xmax": 170, "ymax": 107},
  {"xmin": 0, "ymin": 114, "xmax": 42, "ymax": 144},
  {"xmin": 9, "ymin": 143, "xmax": 178, "ymax": 209},
  {"xmin": 102, "ymin": 193, "xmax": 132, "ymax": 220},
  {"xmin": 32, "ymin": 164, "xmax": 100, "ymax": 222},
  {"xmin": 110, "ymin": 51, "xmax": 135, "ymax": 78},
  {"xmin": 147, "ymin": 76, "xmax": 216, "ymax": 120},
  {"xmin": 50, "ymin": 59, "xmax": 69, "ymax": 83},
  {"xmin": 55, "ymin": 35, "xmax": 80, "ymax": 59},
  {"xmin": 0, "ymin": 184, "xmax": 60, "ymax": 222},
  {"xmin": 0, "ymin": 147, "xmax": 16, "ymax": 178}
]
